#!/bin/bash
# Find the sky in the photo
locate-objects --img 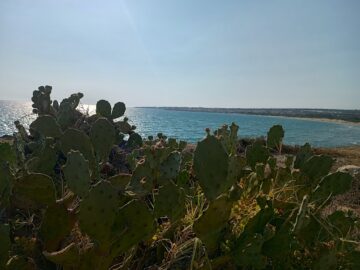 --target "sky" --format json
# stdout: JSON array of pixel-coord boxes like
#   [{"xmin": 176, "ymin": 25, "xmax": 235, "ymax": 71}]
[{"xmin": 0, "ymin": 0, "xmax": 359, "ymax": 109}]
